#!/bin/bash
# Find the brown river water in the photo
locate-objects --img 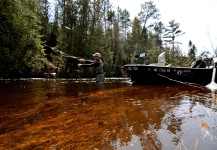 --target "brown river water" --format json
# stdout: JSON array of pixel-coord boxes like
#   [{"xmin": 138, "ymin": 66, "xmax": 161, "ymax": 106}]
[{"xmin": 0, "ymin": 78, "xmax": 217, "ymax": 150}]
